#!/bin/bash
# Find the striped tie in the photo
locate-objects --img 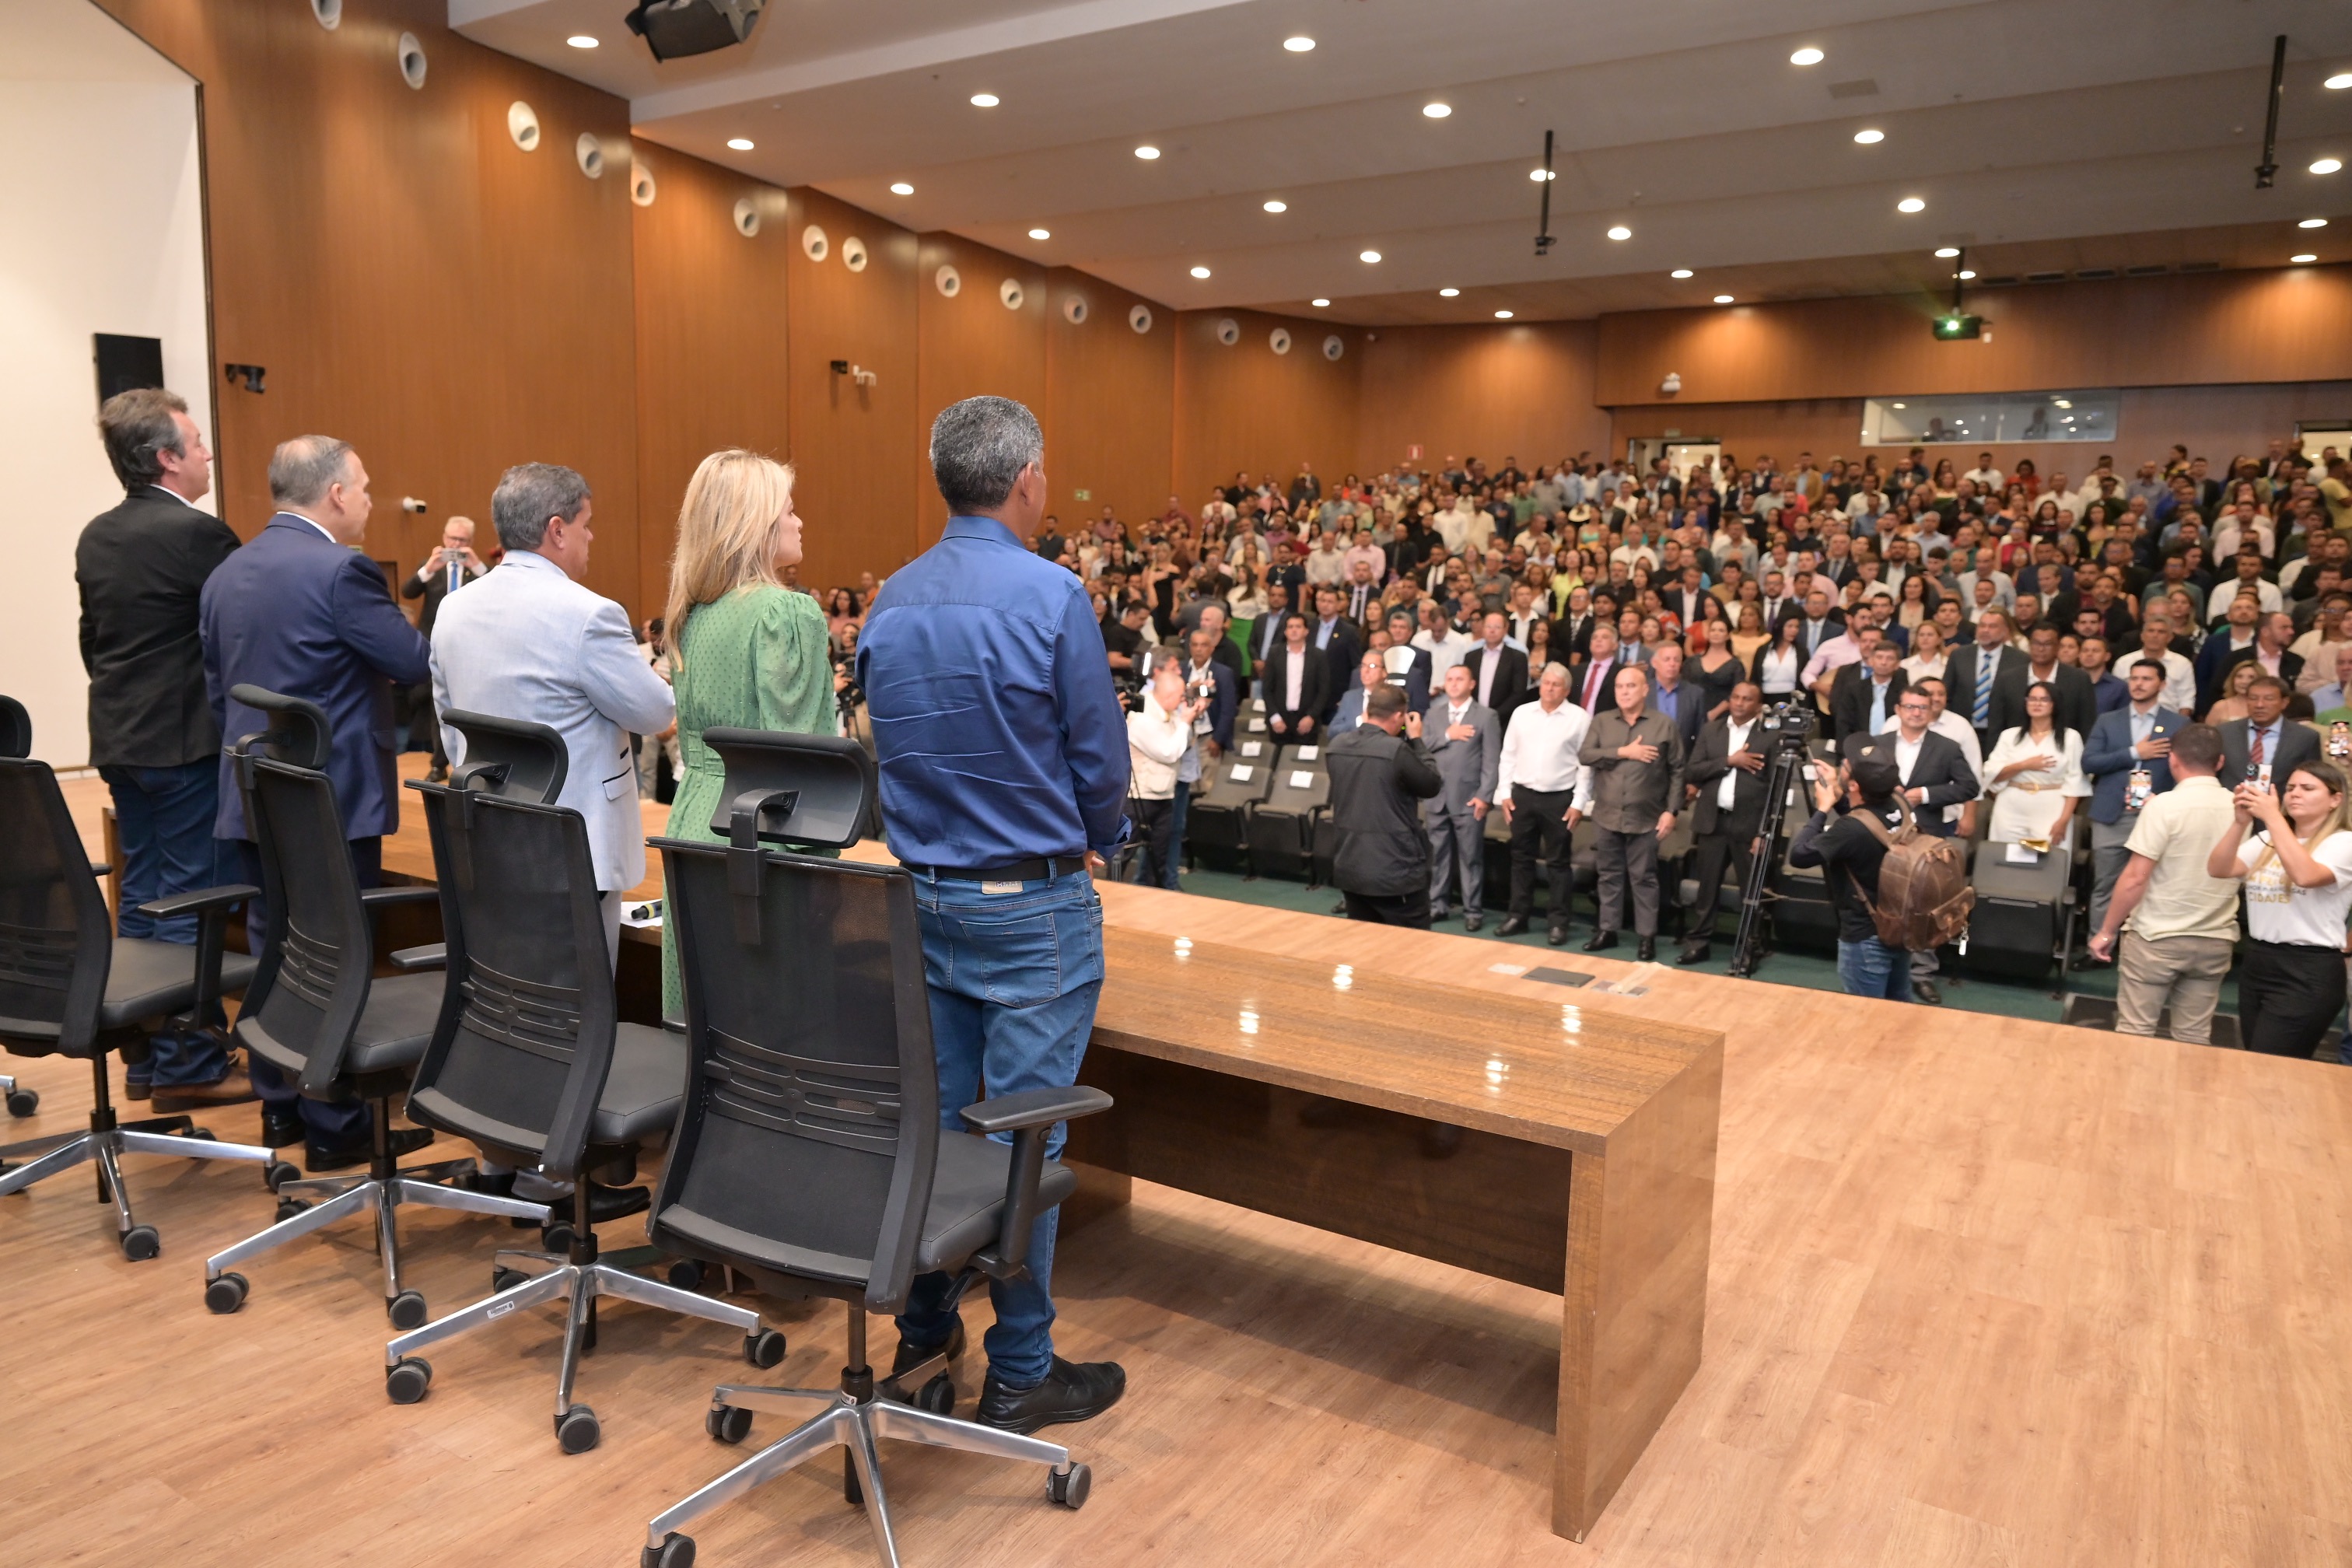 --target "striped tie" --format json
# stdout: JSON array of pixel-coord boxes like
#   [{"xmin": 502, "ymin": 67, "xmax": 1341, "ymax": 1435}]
[{"xmin": 1972, "ymin": 651, "xmax": 1992, "ymax": 730}]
